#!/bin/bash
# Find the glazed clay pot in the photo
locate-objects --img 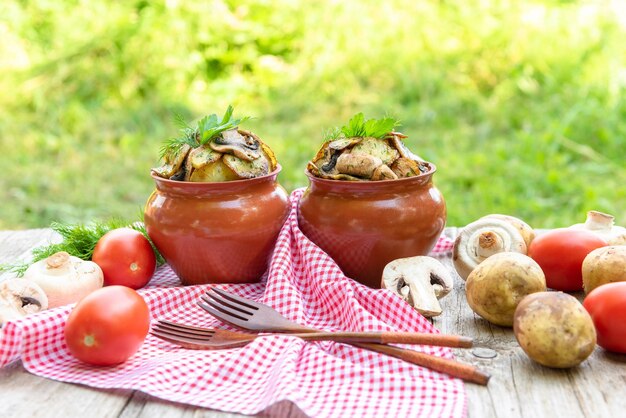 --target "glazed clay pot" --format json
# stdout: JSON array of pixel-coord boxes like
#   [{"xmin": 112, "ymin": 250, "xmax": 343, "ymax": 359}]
[
  {"xmin": 298, "ymin": 163, "xmax": 446, "ymax": 288},
  {"xmin": 144, "ymin": 167, "xmax": 289, "ymax": 285}
]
